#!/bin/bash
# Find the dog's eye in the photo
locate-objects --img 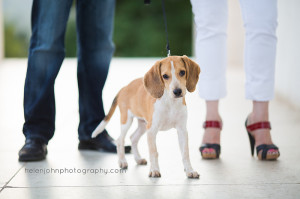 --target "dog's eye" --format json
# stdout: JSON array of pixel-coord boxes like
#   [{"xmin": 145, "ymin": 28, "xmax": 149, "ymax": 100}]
[
  {"xmin": 163, "ymin": 74, "xmax": 169, "ymax": 80},
  {"xmin": 179, "ymin": 70, "xmax": 186, "ymax": 76}
]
